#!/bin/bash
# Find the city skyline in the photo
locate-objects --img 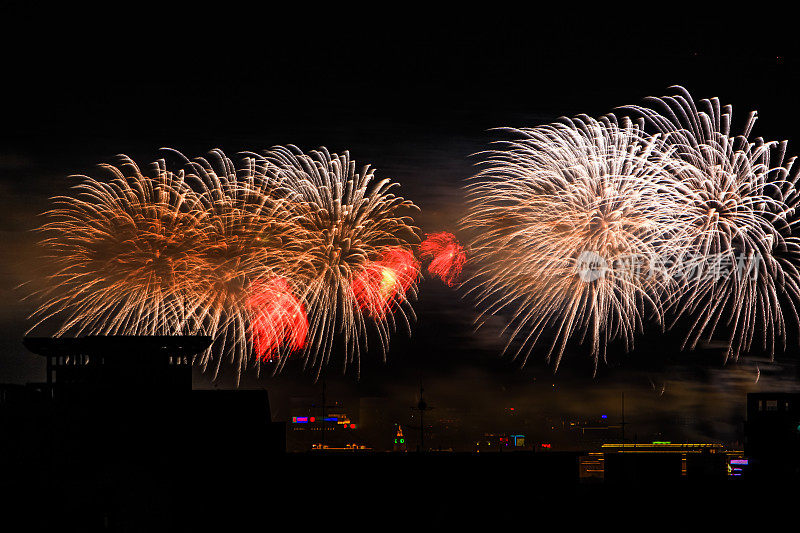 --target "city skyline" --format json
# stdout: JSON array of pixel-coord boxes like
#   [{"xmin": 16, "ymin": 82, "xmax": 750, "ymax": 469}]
[
  {"xmin": 3, "ymin": 5, "xmax": 800, "ymax": 454},
  {"xmin": 3, "ymin": 7, "xmax": 800, "ymax": 528}
]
